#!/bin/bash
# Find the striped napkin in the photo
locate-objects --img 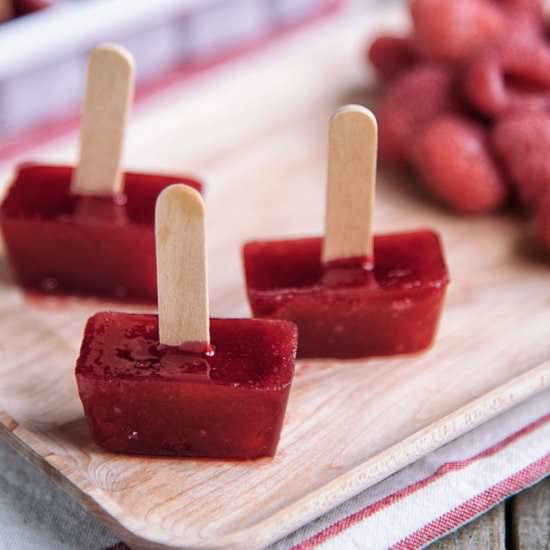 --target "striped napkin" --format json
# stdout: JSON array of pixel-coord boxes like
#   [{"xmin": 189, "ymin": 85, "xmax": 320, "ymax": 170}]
[
  {"xmin": 0, "ymin": 1, "xmax": 548, "ymax": 548},
  {"xmin": 272, "ymin": 389, "xmax": 550, "ymax": 549},
  {"xmin": 1, "ymin": 389, "xmax": 548, "ymax": 550}
]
